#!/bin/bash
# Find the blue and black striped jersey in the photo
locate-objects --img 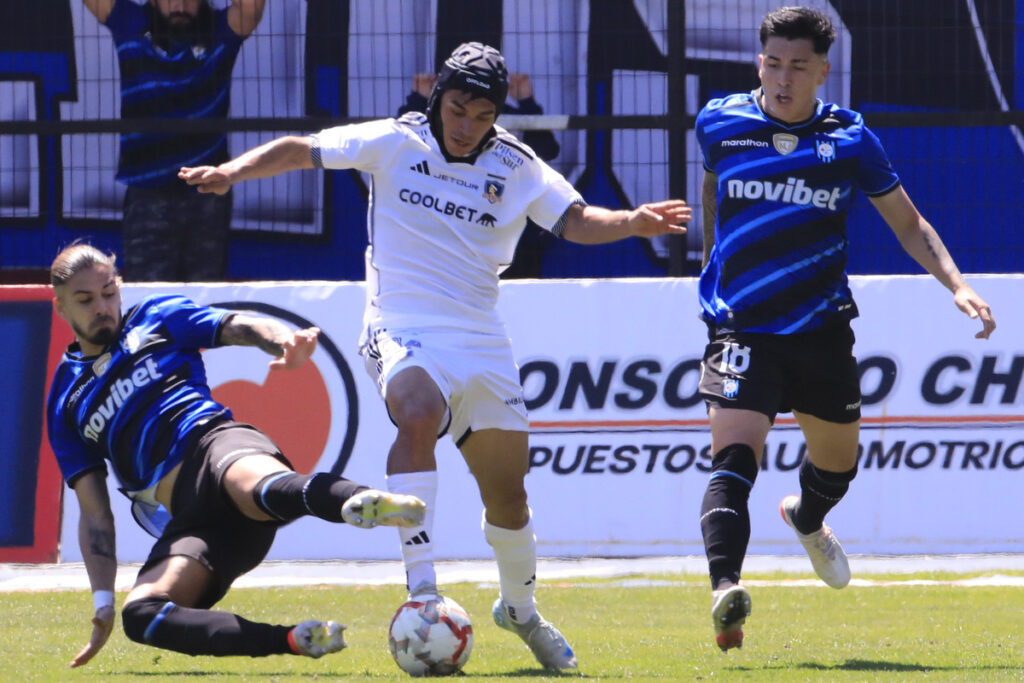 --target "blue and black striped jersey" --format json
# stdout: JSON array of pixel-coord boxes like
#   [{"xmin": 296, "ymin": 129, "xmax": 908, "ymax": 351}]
[
  {"xmin": 47, "ymin": 295, "xmax": 233, "ymax": 500},
  {"xmin": 696, "ymin": 90, "xmax": 900, "ymax": 334},
  {"xmin": 104, "ymin": 0, "xmax": 244, "ymax": 188}
]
